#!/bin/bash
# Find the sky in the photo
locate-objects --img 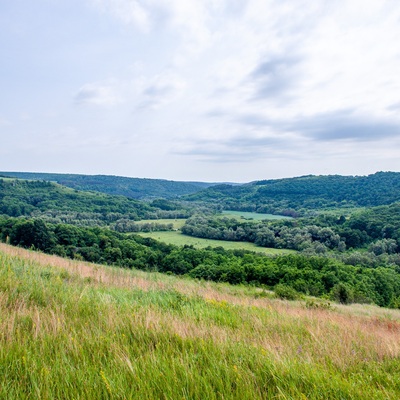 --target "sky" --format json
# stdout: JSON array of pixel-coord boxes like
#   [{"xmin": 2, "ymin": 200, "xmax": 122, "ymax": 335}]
[{"xmin": 1, "ymin": 0, "xmax": 400, "ymax": 183}]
